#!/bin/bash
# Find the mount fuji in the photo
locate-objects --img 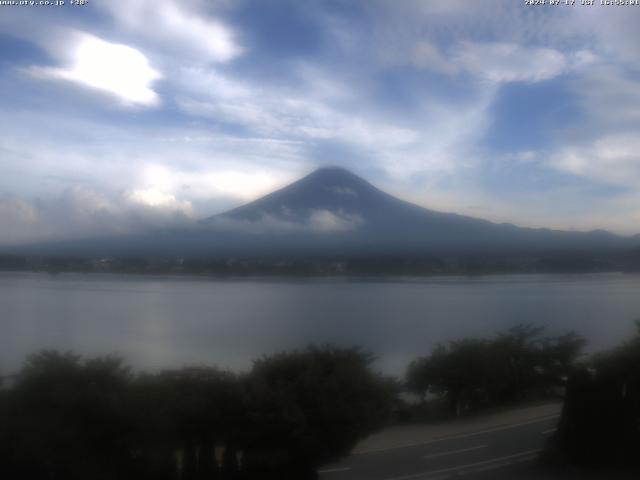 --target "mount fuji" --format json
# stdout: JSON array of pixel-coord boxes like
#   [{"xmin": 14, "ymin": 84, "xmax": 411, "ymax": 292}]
[
  {"xmin": 7, "ymin": 167, "xmax": 635, "ymax": 262},
  {"xmin": 197, "ymin": 166, "xmax": 625, "ymax": 257}
]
